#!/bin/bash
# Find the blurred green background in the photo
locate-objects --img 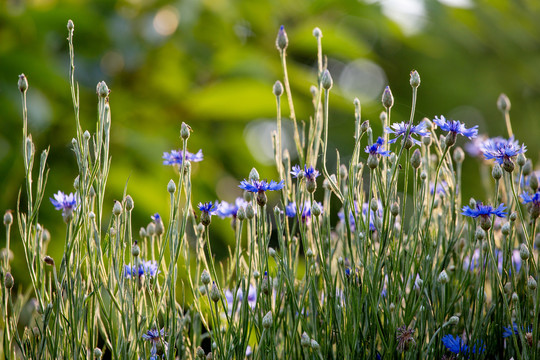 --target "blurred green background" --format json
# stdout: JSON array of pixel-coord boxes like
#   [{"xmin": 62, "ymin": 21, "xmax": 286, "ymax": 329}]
[{"xmin": 1, "ymin": 0, "xmax": 540, "ymax": 287}]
